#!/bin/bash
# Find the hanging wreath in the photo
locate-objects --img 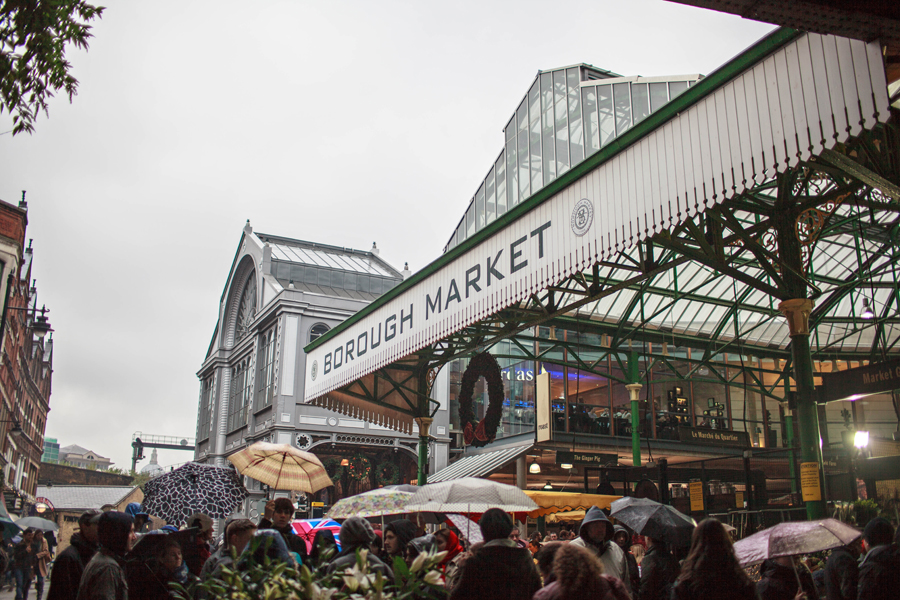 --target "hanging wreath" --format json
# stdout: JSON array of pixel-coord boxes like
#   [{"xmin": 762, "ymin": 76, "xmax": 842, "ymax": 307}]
[
  {"xmin": 322, "ymin": 457, "xmax": 345, "ymax": 483},
  {"xmin": 375, "ymin": 460, "xmax": 400, "ymax": 486},
  {"xmin": 347, "ymin": 454, "xmax": 372, "ymax": 481},
  {"xmin": 458, "ymin": 352, "xmax": 505, "ymax": 447}
]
